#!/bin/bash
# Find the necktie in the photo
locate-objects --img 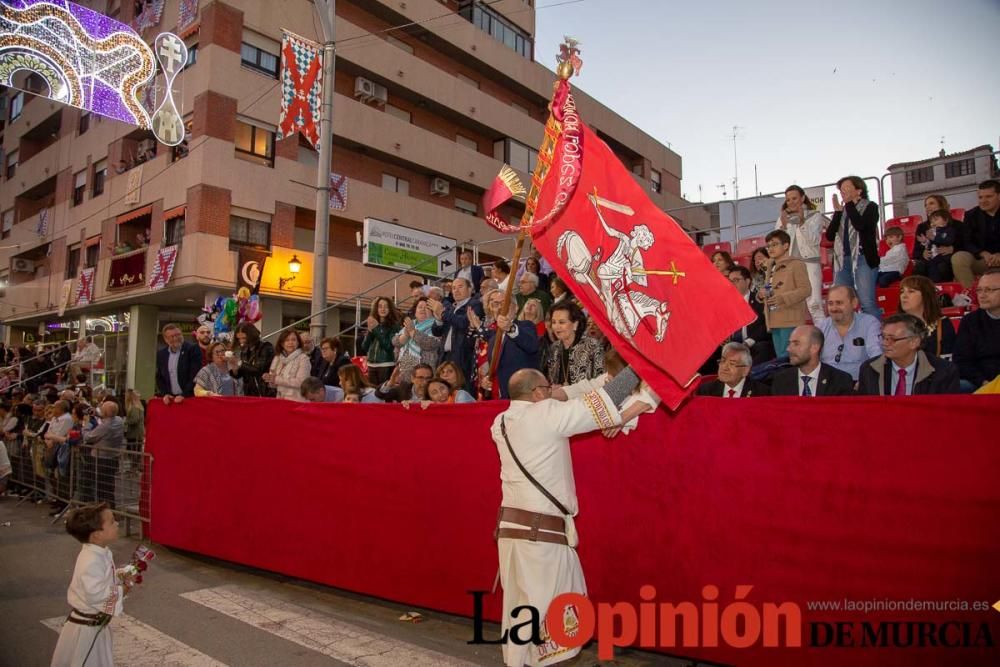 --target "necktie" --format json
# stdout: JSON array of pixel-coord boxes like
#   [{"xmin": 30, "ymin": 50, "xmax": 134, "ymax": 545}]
[
  {"xmin": 801, "ymin": 376, "xmax": 812, "ymax": 397},
  {"xmin": 895, "ymin": 368, "xmax": 907, "ymax": 396},
  {"xmin": 727, "ymin": 389, "xmax": 736, "ymax": 398}
]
